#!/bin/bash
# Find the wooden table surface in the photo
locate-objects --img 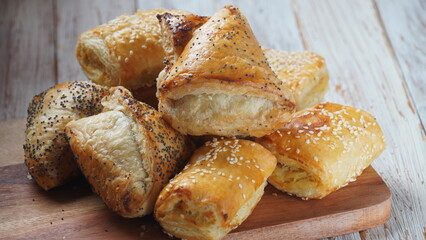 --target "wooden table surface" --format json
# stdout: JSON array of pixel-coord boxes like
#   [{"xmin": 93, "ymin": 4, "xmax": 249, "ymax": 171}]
[{"xmin": 0, "ymin": 0, "xmax": 425, "ymax": 239}]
